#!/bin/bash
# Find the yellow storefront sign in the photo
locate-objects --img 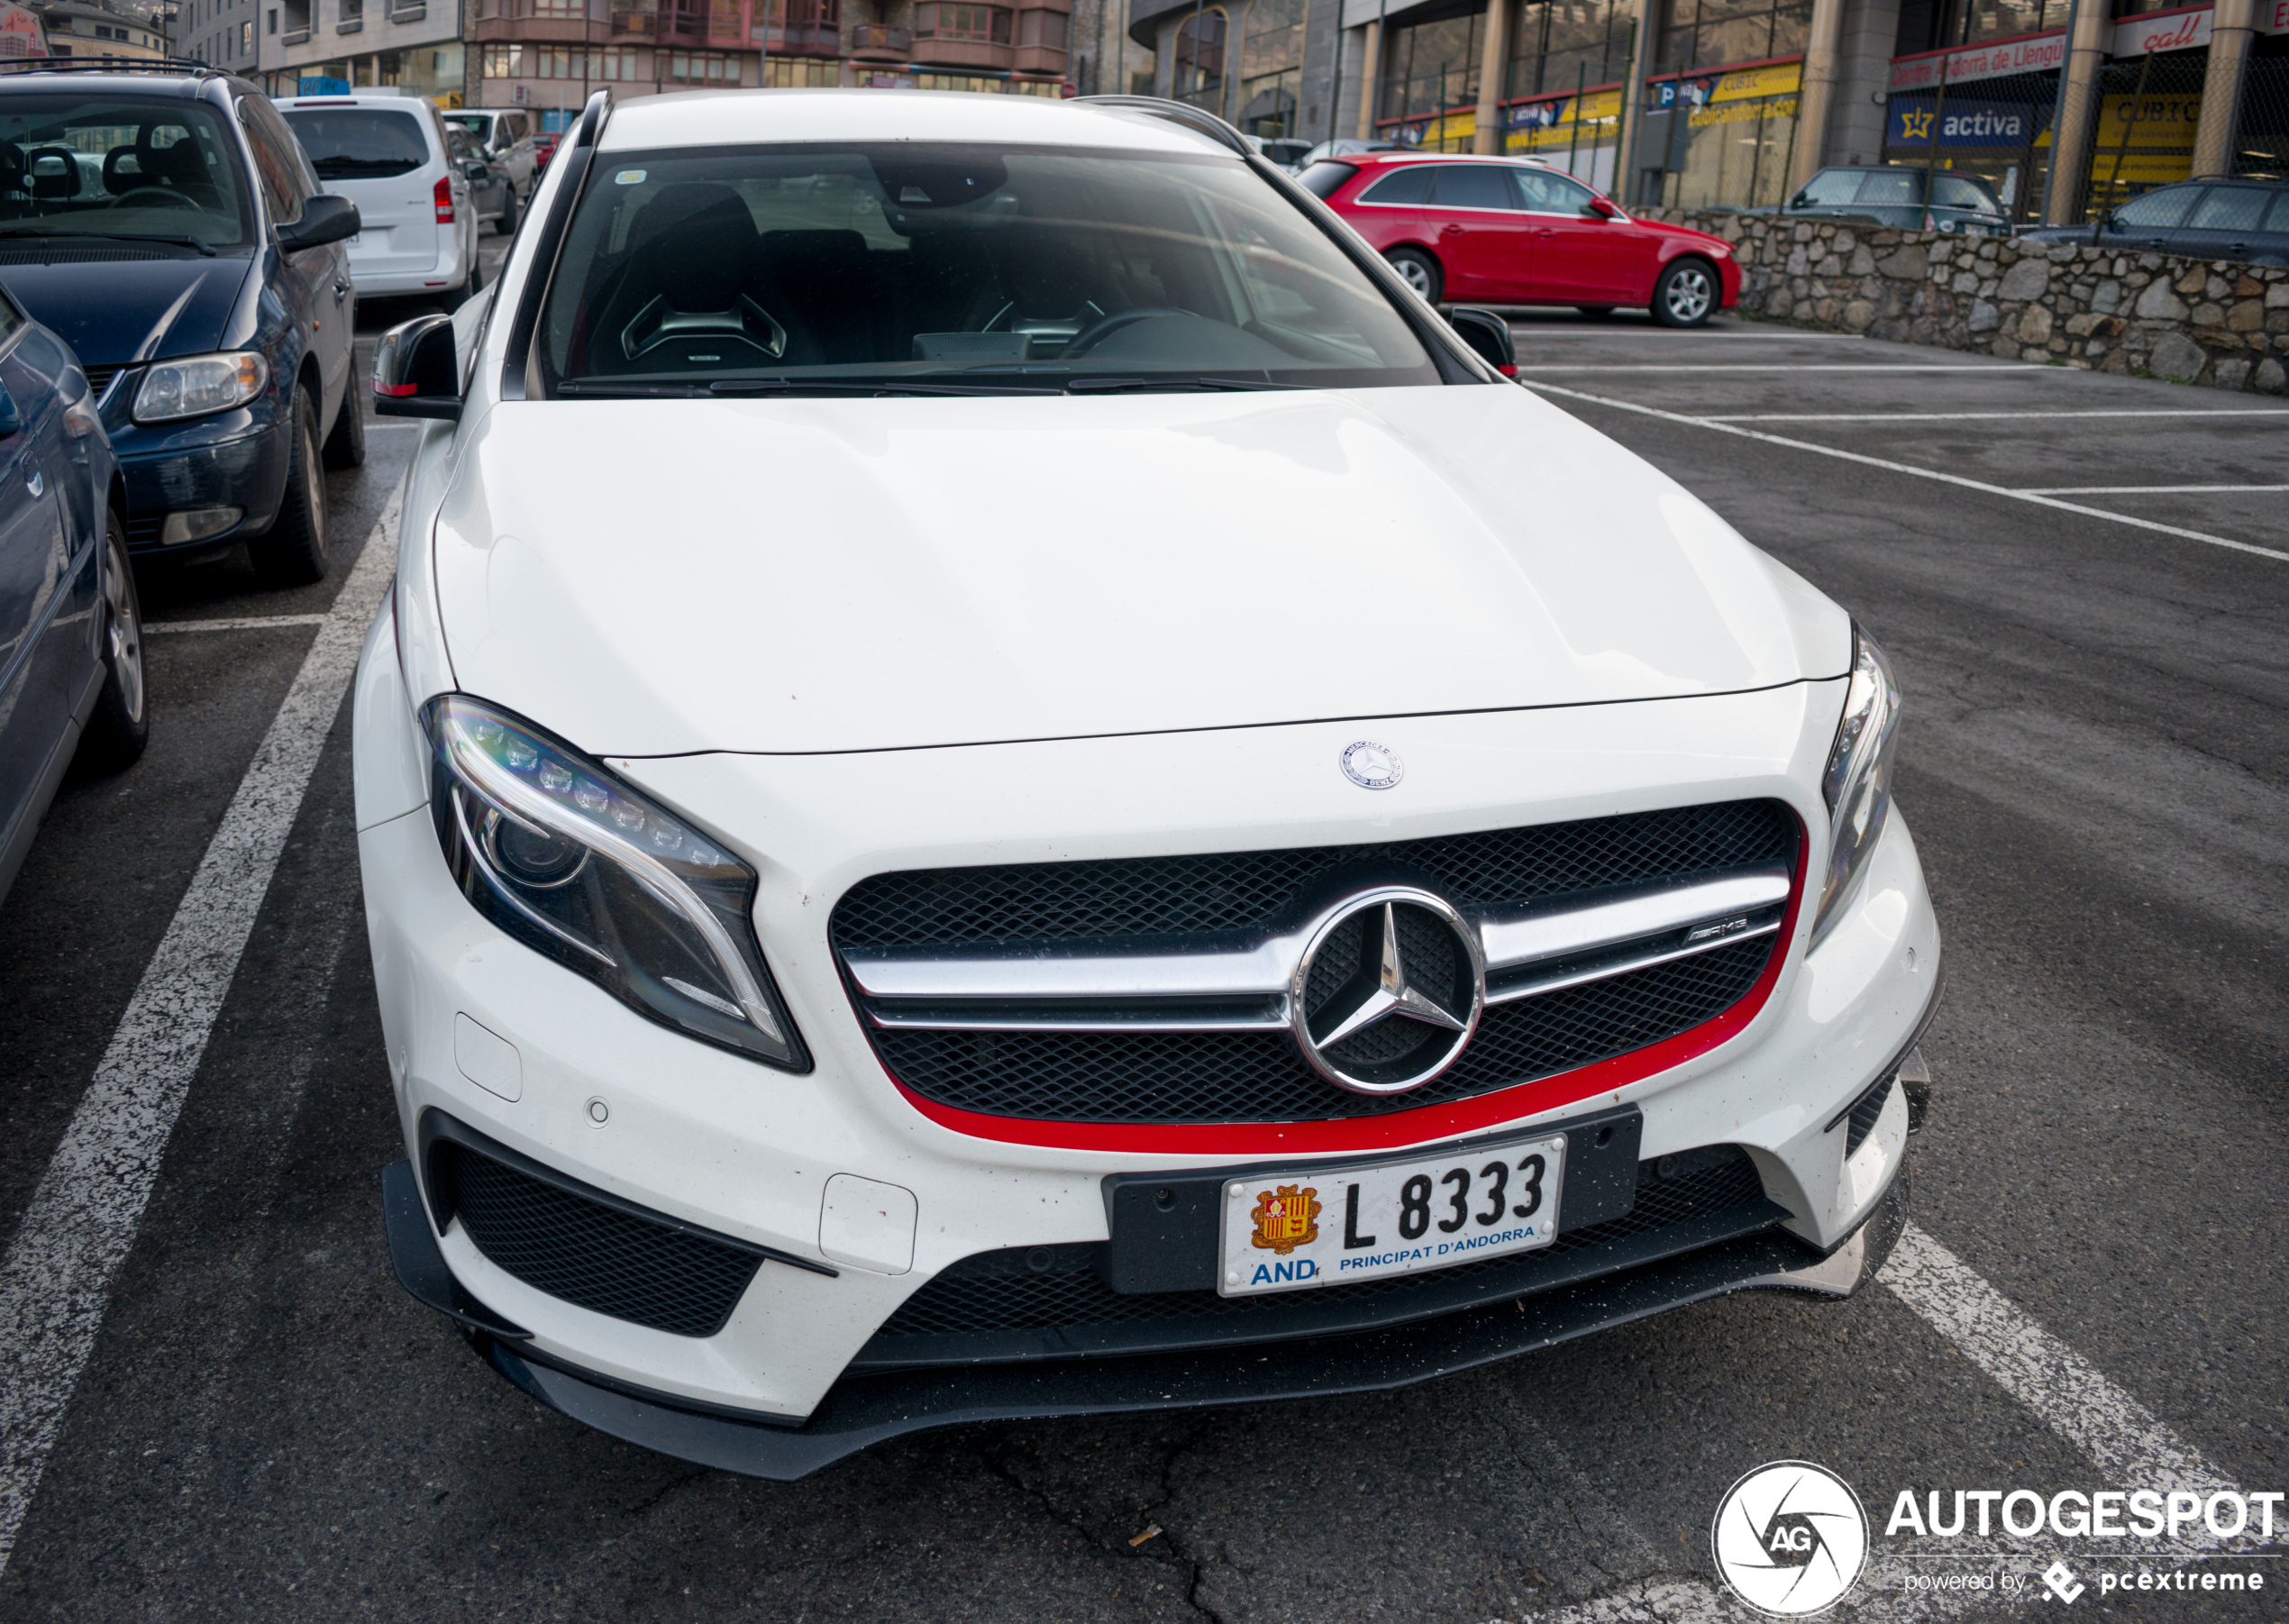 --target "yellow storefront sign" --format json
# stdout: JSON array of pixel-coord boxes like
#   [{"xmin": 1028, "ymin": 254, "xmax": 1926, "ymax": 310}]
[
  {"xmin": 2088, "ymin": 91, "xmax": 2199, "ymax": 187},
  {"xmin": 1707, "ymin": 59, "xmax": 1801, "ymax": 103},
  {"xmin": 1504, "ymin": 87, "xmax": 1621, "ymax": 154}
]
